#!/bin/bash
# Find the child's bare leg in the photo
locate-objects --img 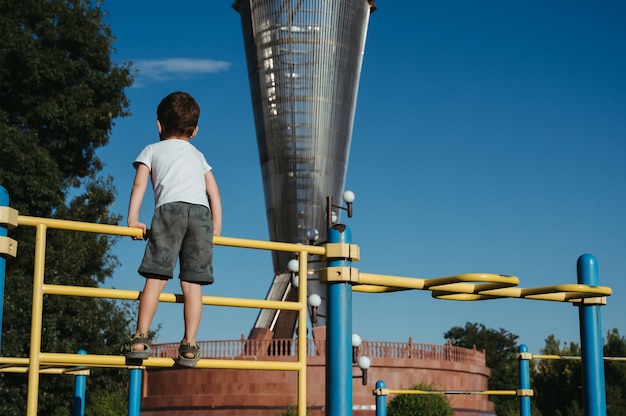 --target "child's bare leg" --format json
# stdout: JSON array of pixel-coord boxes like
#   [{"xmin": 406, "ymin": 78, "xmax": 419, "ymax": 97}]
[
  {"xmin": 180, "ymin": 280, "xmax": 203, "ymax": 357},
  {"xmin": 133, "ymin": 278, "xmax": 168, "ymax": 350}
]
